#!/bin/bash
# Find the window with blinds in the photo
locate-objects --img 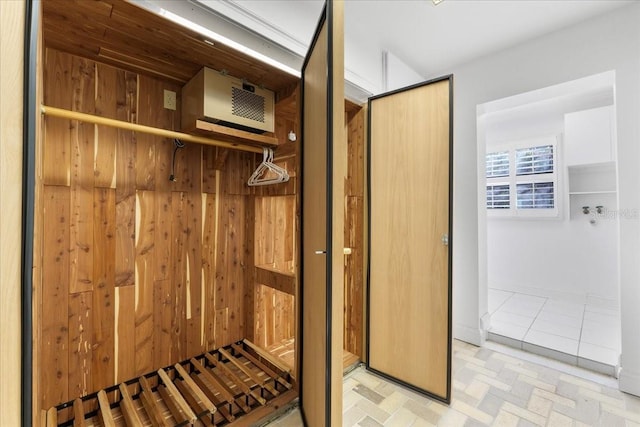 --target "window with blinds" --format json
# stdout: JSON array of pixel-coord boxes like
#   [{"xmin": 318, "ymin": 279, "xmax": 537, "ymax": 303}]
[
  {"xmin": 516, "ymin": 182, "xmax": 554, "ymax": 209},
  {"xmin": 486, "ymin": 151, "xmax": 509, "ymax": 178},
  {"xmin": 486, "ymin": 138, "xmax": 559, "ymax": 217},
  {"xmin": 487, "ymin": 184, "xmax": 510, "ymax": 209},
  {"xmin": 515, "ymin": 145, "xmax": 554, "ymax": 175}
]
